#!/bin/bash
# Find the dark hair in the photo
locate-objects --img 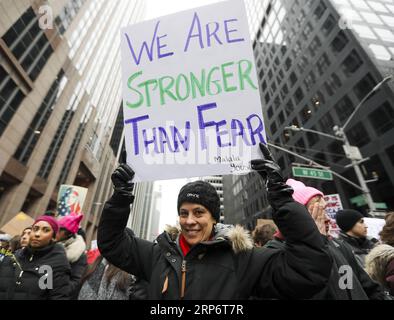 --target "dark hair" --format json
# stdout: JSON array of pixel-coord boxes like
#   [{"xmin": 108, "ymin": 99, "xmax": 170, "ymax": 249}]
[
  {"xmin": 253, "ymin": 224, "xmax": 277, "ymax": 247},
  {"xmin": 380, "ymin": 212, "xmax": 394, "ymax": 246},
  {"xmin": 10, "ymin": 235, "xmax": 22, "ymax": 252},
  {"xmin": 60, "ymin": 227, "xmax": 74, "ymax": 240},
  {"xmin": 80, "ymin": 255, "xmax": 104, "ymax": 285},
  {"xmin": 105, "ymin": 264, "xmax": 132, "ymax": 292}
]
